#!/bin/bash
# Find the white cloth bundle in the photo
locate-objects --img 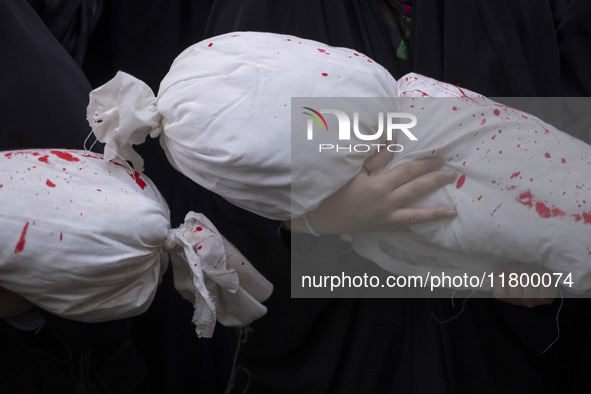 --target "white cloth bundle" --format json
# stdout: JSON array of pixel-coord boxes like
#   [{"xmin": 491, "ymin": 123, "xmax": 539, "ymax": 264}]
[
  {"xmin": 88, "ymin": 31, "xmax": 397, "ymax": 220},
  {"xmin": 0, "ymin": 149, "xmax": 272, "ymax": 337},
  {"xmin": 87, "ymin": 31, "xmax": 591, "ymax": 290},
  {"xmin": 354, "ymin": 74, "xmax": 591, "ymax": 290}
]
